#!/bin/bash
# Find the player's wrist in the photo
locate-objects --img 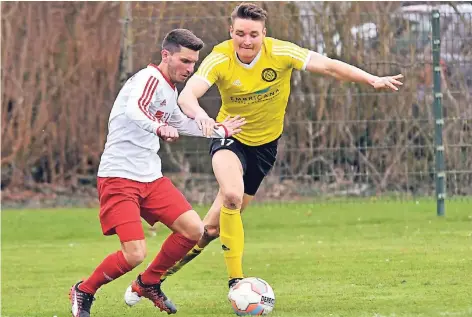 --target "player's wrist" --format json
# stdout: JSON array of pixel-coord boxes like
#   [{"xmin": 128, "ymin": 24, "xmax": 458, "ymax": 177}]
[
  {"xmin": 156, "ymin": 123, "xmax": 168, "ymax": 136},
  {"xmin": 368, "ymin": 75, "xmax": 380, "ymax": 87},
  {"xmin": 215, "ymin": 123, "xmax": 229, "ymax": 138}
]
